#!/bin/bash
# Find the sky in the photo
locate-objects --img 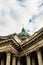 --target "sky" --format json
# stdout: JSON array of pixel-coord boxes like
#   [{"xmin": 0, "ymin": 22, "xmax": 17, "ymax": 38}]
[{"xmin": 0, "ymin": 0, "xmax": 43, "ymax": 36}]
